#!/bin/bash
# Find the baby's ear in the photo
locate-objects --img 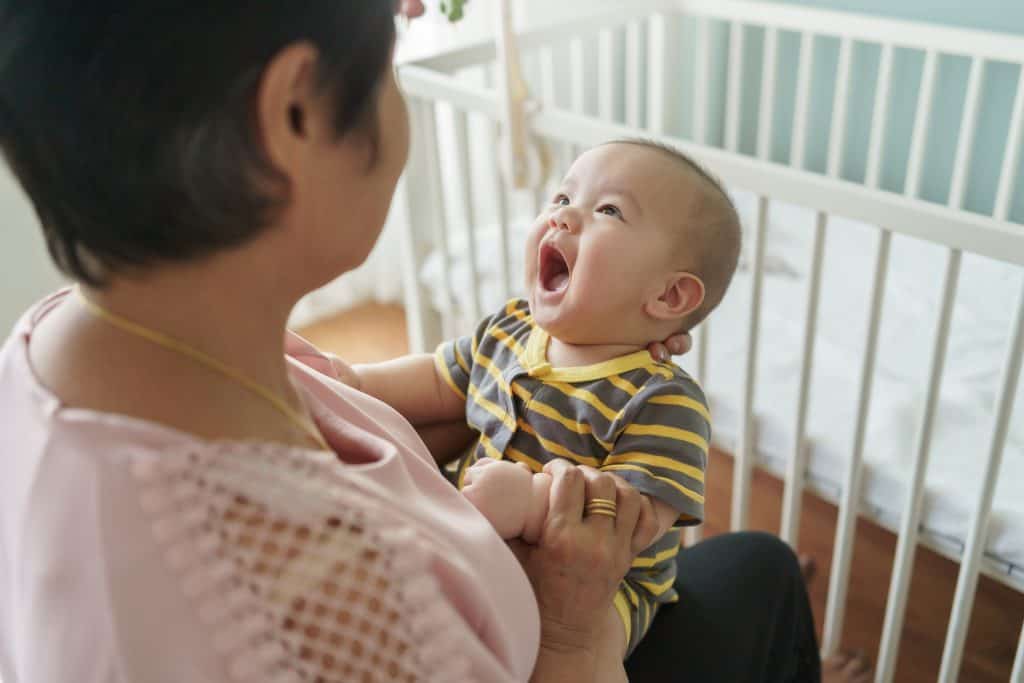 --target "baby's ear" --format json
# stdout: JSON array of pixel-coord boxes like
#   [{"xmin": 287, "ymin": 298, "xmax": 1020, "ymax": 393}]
[{"xmin": 645, "ymin": 272, "xmax": 705, "ymax": 321}]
